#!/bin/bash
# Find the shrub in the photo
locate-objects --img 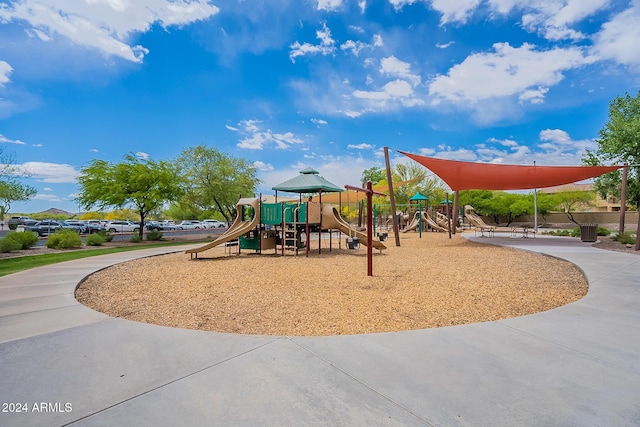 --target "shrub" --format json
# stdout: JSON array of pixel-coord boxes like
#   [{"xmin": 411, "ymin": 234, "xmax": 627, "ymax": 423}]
[
  {"xmin": 0, "ymin": 237, "xmax": 22, "ymax": 253},
  {"xmin": 611, "ymin": 232, "xmax": 636, "ymax": 245},
  {"xmin": 5, "ymin": 231, "xmax": 39, "ymax": 249},
  {"xmin": 97, "ymin": 230, "xmax": 114, "ymax": 242},
  {"xmin": 570, "ymin": 227, "xmax": 580, "ymax": 238},
  {"xmin": 129, "ymin": 234, "xmax": 142, "ymax": 243},
  {"xmin": 146, "ymin": 230, "xmax": 163, "ymax": 241},
  {"xmin": 85, "ymin": 233, "xmax": 106, "ymax": 246},
  {"xmin": 46, "ymin": 229, "xmax": 82, "ymax": 249},
  {"xmin": 596, "ymin": 226, "xmax": 611, "ymax": 236}
]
